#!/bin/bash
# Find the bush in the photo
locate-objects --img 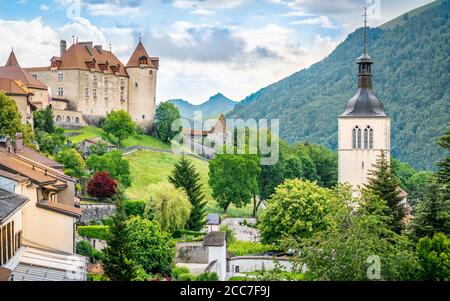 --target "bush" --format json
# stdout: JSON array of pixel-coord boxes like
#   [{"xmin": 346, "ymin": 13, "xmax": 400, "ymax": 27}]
[
  {"xmin": 120, "ymin": 199, "xmax": 146, "ymax": 217},
  {"xmin": 195, "ymin": 272, "xmax": 218, "ymax": 281},
  {"xmin": 417, "ymin": 233, "xmax": 450, "ymax": 281},
  {"xmin": 229, "ymin": 276, "xmax": 254, "ymax": 281},
  {"xmin": 228, "ymin": 241, "xmax": 276, "ymax": 256},
  {"xmin": 87, "ymin": 273, "xmax": 109, "ymax": 281},
  {"xmin": 219, "ymin": 225, "xmax": 236, "ymax": 244},
  {"xmin": 78, "ymin": 225, "xmax": 110, "ymax": 240},
  {"xmin": 76, "ymin": 241, "xmax": 104, "ymax": 263},
  {"xmin": 55, "ymin": 147, "xmax": 86, "ymax": 178},
  {"xmin": 172, "ymin": 267, "xmax": 195, "ymax": 281}
]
